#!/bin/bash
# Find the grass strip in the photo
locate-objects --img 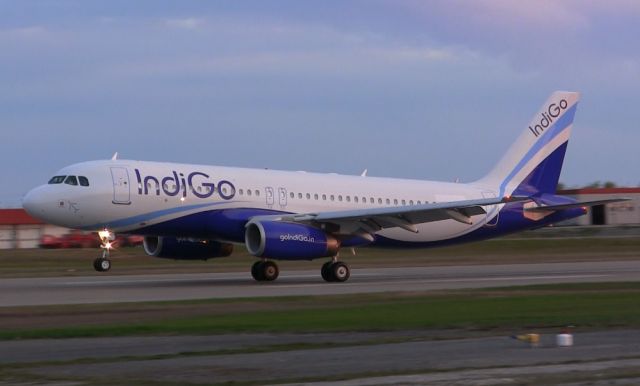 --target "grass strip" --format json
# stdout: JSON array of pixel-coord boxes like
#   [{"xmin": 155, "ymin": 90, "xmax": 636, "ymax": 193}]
[{"xmin": 2, "ymin": 282, "xmax": 640, "ymax": 340}]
